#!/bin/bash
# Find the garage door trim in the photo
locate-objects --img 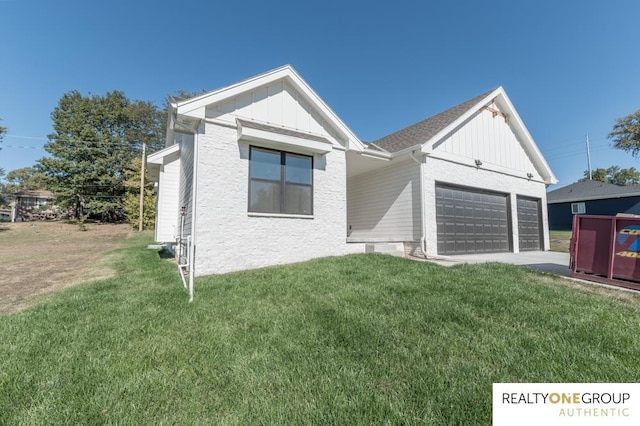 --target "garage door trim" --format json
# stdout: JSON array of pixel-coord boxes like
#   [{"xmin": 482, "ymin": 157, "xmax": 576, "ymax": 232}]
[{"xmin": 435, "ymin": 182, "xmax": 513, "ymax": 255}]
